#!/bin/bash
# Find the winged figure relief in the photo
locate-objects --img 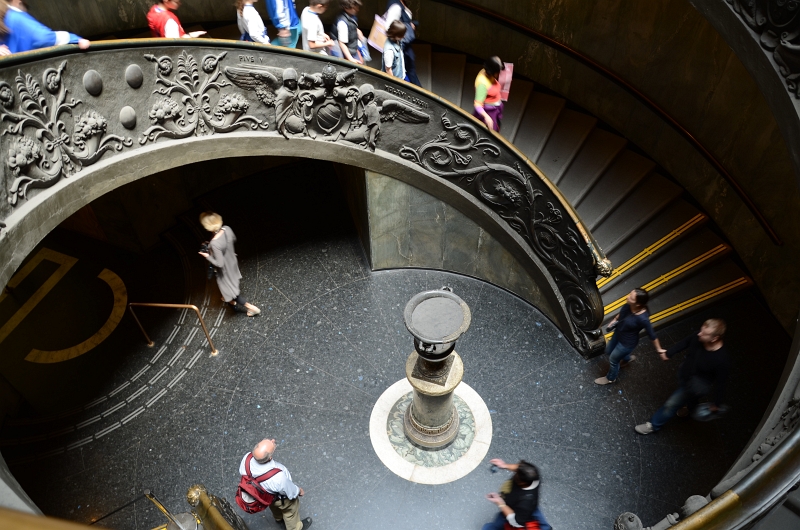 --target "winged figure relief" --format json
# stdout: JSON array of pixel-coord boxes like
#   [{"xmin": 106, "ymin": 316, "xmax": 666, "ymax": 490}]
[
  {"xmin": 224, "ymin": 64, "xmax": 284, "ymax": 107},
  {"xmin": 342, "ymin": 84, "xmax": 430, "ymax": 151},
  {"xmin": 224, "ymin": 64, "xmax": 429, "ymax": 148},
  {"xmin": 225, "ymin": 65, "xmax": 316, "ymax": 138}
]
